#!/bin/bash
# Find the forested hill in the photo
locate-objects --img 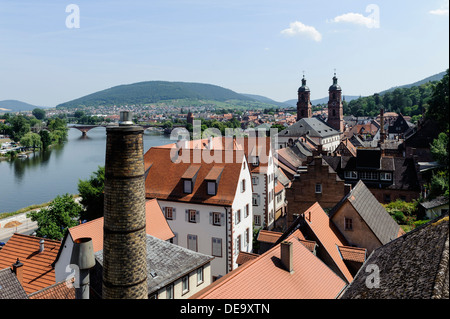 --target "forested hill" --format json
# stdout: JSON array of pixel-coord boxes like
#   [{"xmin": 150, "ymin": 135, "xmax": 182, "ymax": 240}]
[
  {"xmin": 56, "ymin": 81, "xmax": 256, "ymax": 108},
  {"xmin": 344, "ymin": 70, "xmax": 447, "ymax": 119}
]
